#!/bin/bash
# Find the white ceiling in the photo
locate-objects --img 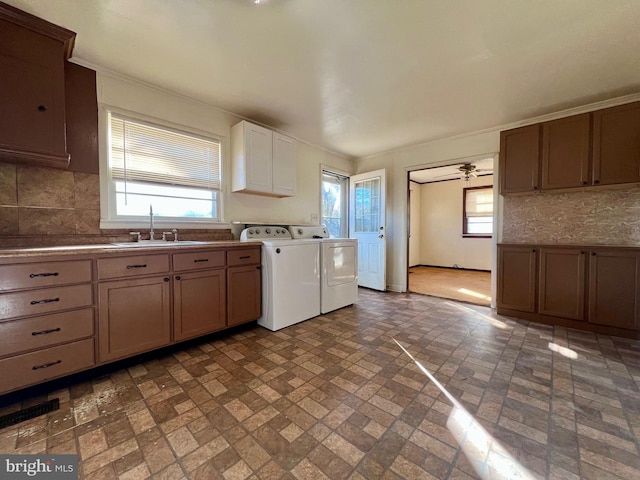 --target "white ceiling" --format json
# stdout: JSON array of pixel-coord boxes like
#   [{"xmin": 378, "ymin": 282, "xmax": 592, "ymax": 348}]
[
  {"xmin": 6, "ymin": 0, "xmax": 640, "ymax": 159},
  {"xmin": 409, "ymin": 157, "xmax": 494, "ymax": 184}
]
